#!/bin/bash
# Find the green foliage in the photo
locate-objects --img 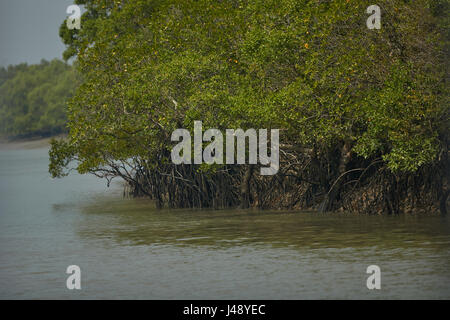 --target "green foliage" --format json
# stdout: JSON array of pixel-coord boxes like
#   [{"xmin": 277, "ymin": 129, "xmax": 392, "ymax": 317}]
[
  {"xmin": 52, "ymin": 0, "xmax": 448, "ymax": 179},
  {"xmin": 48, "ymin": 139, "xmax": 76, "ymax": 178},
  {"xmin": 0, "ymin": 59, "xmax": 78, "ymax": 138}
]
